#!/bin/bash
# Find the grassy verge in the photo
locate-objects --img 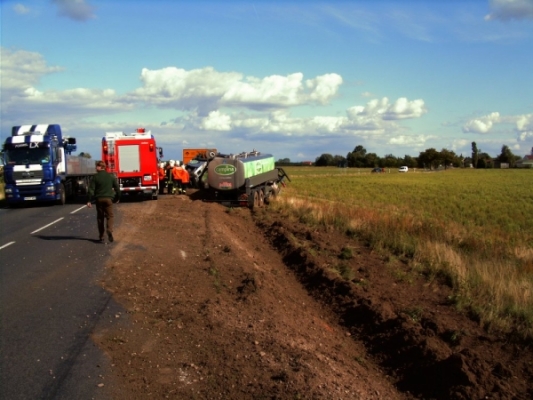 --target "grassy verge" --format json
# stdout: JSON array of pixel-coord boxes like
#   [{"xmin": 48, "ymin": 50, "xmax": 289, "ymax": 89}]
[{"xmin": 274, "ymin": 167, "xmax": 533, "ymax": 340}]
